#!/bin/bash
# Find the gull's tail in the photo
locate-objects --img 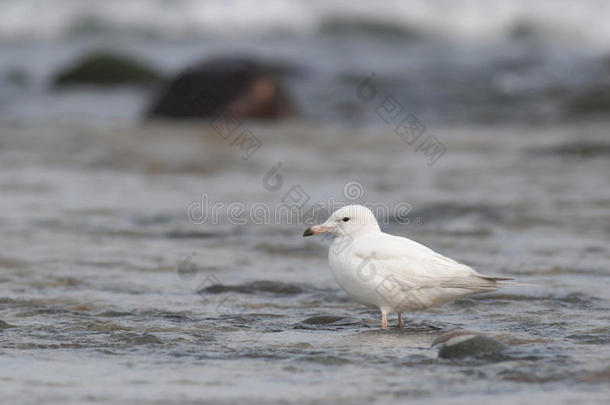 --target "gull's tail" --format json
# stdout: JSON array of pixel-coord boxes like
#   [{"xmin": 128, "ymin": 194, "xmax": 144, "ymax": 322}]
[
  {"xmin": 437, "ymin": 275, "xmax": 534, "ymax": 290},
  {"xmin": 480, "ymin": 275, "xmax": 513, "ymax": 282},
  {"xmin": 477, "ymin": 275, "xmax": 535, "ymax": 287}
]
